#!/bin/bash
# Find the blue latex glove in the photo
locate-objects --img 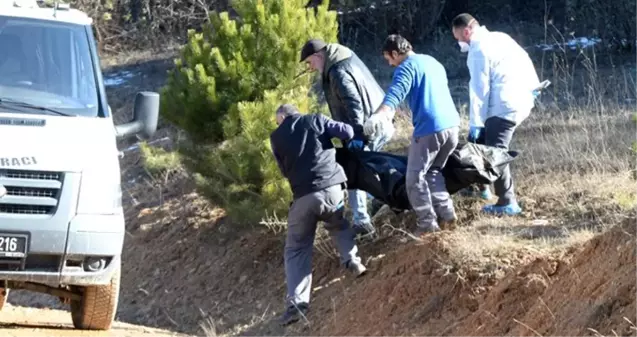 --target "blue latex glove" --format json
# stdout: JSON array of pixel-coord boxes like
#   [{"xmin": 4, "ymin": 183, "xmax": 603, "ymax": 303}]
[
  {"xmin": 467, "ymin": 126, "xmax": 483, "ymax": 143},
  {"xmin": 532, "ymin": 89, "xmax": 541, "ymax": 98},
  {"xmin": 347, "ymin": 139, "xmax": 364, "ymax": 151}
]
